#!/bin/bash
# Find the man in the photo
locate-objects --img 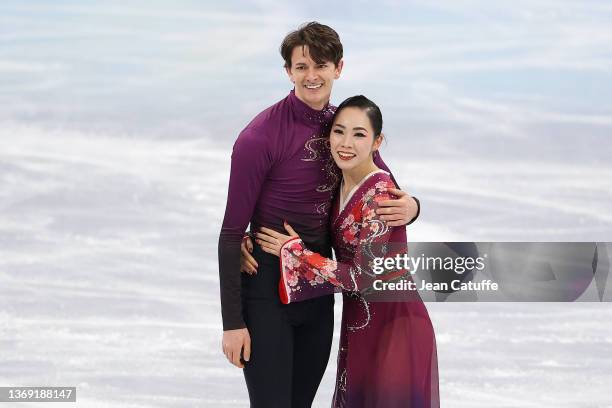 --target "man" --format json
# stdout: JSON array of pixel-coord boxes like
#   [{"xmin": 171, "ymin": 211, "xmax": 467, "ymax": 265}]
[{"xmin": 218, "ymin": 22, "xmax": 420, "ymax": 407}]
